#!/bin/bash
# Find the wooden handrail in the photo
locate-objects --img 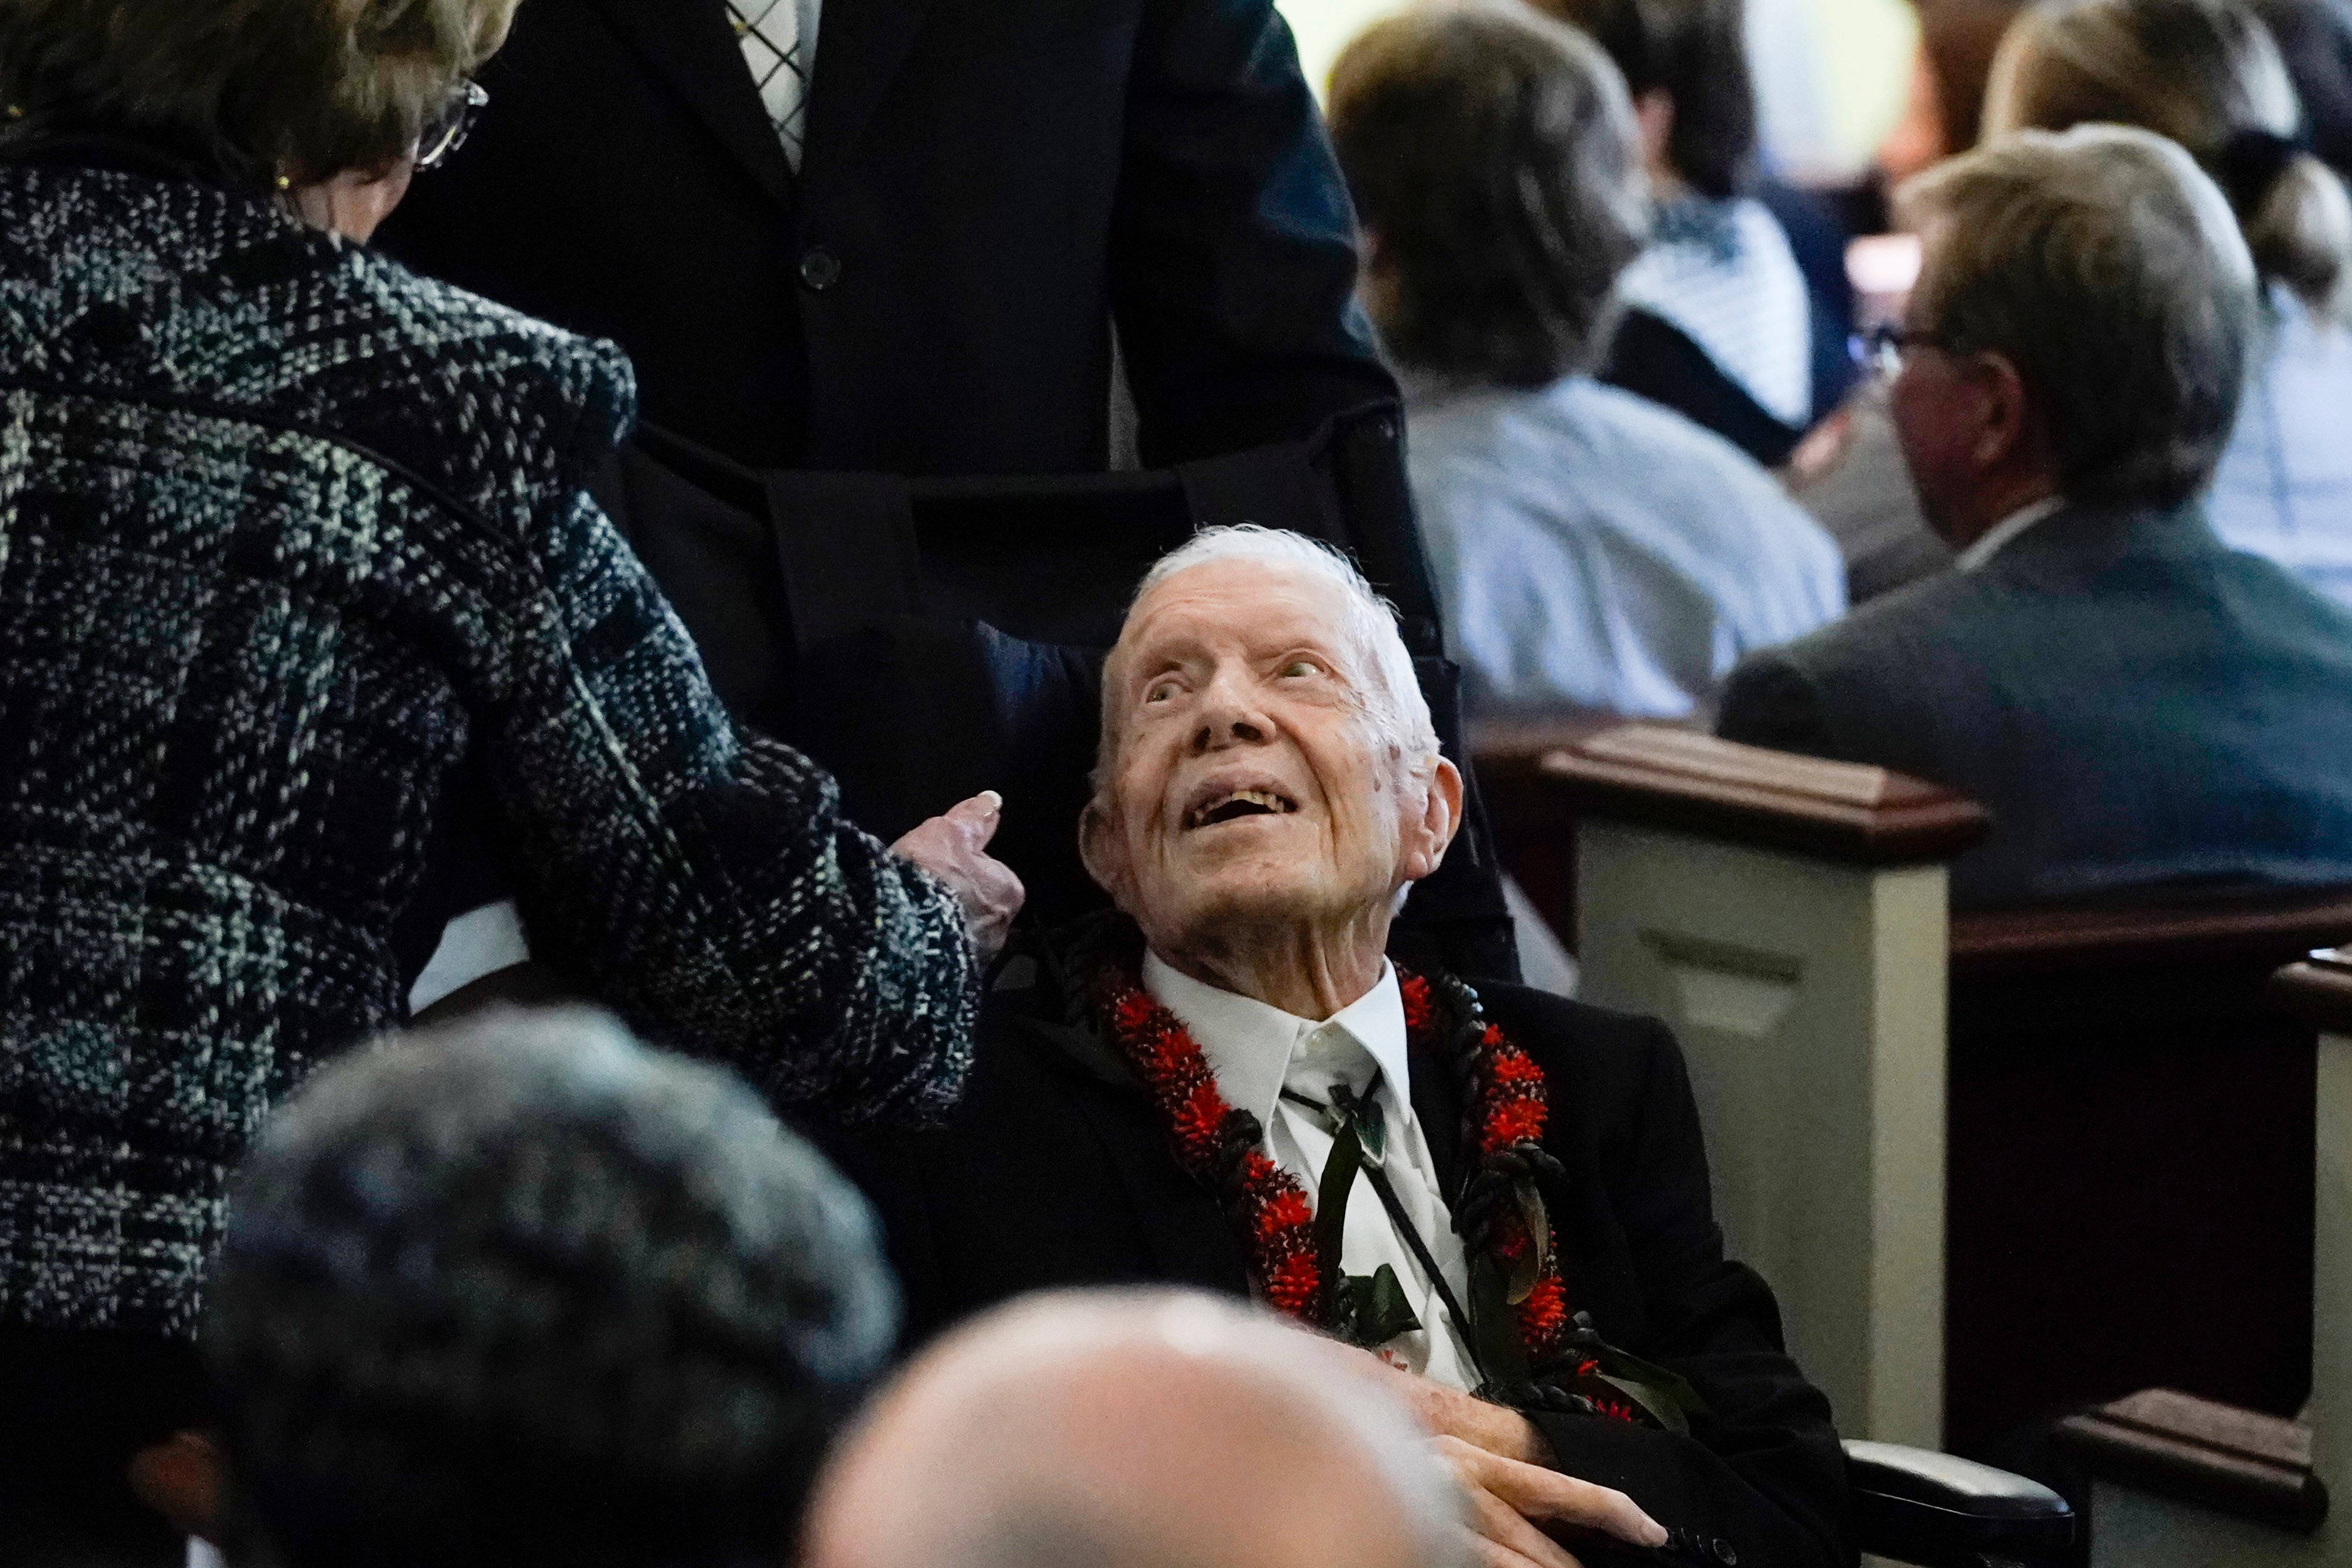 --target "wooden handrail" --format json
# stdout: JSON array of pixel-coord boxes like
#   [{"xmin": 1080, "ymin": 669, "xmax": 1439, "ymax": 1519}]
[
  {"xmin": 2272, "ymin": 948, "xmax": 2352, "ymax": 1036},
  {"xmin": 2054, "ymin": 1388, "xmax": 2326, "ymax": 1532},
  {"xmin": 1954, "ymin": 889, "xmax": 2352, "ymax": 976},
  {"xmin": 1533, "ymin": 725, "xmax": 1991, "ymax": 867}
]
